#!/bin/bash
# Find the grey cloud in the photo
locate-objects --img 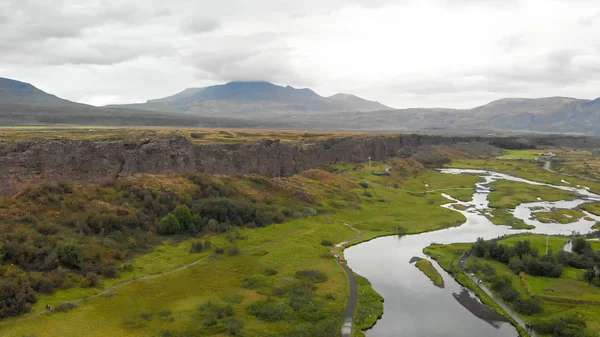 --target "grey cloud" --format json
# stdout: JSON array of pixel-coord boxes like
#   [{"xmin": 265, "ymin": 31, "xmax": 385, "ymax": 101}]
[
  {"xmin": 188, "ymin": 33, "xmax": 306, "ymax": 85},
  {"xmin": 181, "ymin": 17, "xmax": 221, "ymax": 34},
  {"xmin": 579, "ymin": 12, "xmax": 600, "ymax": 26},
  {"xmin": 497, "ymin": 35, "xmax": 525, "ymax": 53}
]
